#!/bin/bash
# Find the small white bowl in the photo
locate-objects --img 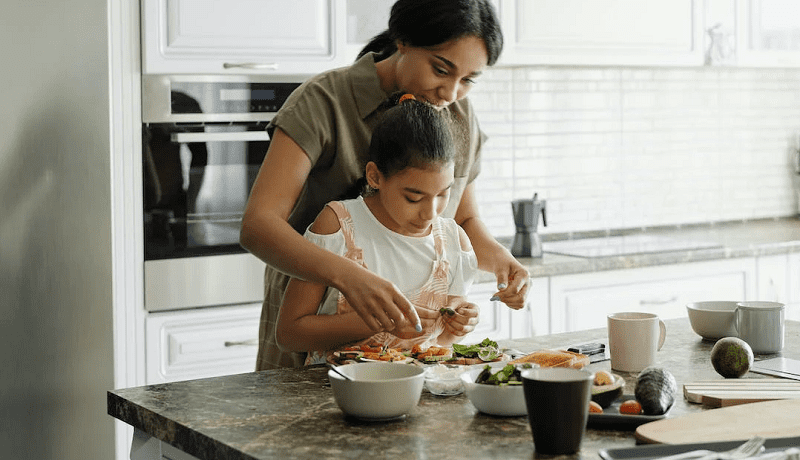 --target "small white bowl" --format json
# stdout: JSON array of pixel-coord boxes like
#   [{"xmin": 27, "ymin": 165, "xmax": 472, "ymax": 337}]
[
  {"xmin": 424, "ymin": 365, "xmax": 465, "ymax": 396},
  {"xmin": 328, "ymin": 362, "xmax": 424, "ymax": 421},
  {"xmin": 460, "ymin": 364, "xmax": 528, "ymax": 416},
  {"xmin": 687, "ymin": 301, "xmax": 739, "ymax": 340}
]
